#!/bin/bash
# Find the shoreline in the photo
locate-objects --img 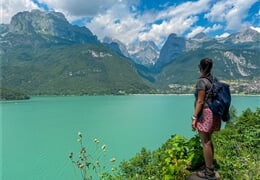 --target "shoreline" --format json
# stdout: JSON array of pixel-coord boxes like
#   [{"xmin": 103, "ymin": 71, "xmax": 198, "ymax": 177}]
[{"xmin": 1, "ymin": 93, "xmax": 259, "ymax": 101}]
